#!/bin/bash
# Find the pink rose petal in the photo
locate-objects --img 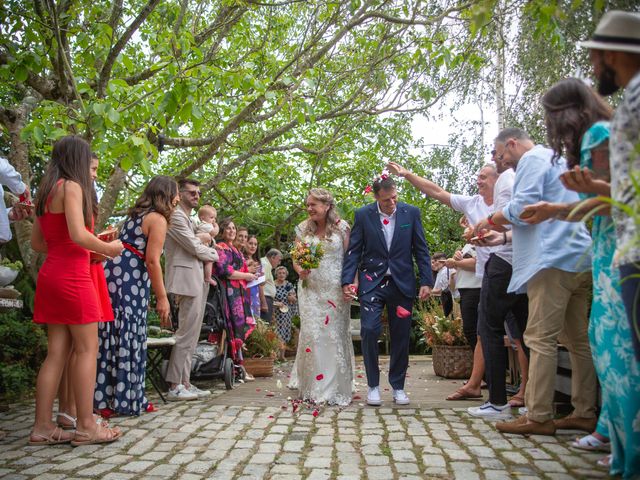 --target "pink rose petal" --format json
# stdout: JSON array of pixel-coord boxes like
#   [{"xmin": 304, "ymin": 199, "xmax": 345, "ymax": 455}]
[
  {"xmin": 365, "ymin": 274, "xmax": 373, "ymax": 281},
  {"xmin": 396, "ymin": 305, "xmax": 411, "ymax": 318}
]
